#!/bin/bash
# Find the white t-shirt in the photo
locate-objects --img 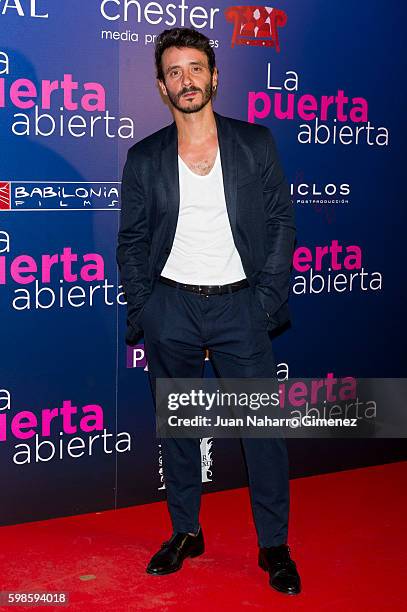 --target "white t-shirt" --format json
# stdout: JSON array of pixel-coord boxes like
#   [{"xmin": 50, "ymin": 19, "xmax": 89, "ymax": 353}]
[{"xmin": 160, "ymin": 148, "xmax": 246, "ymax": 284}]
